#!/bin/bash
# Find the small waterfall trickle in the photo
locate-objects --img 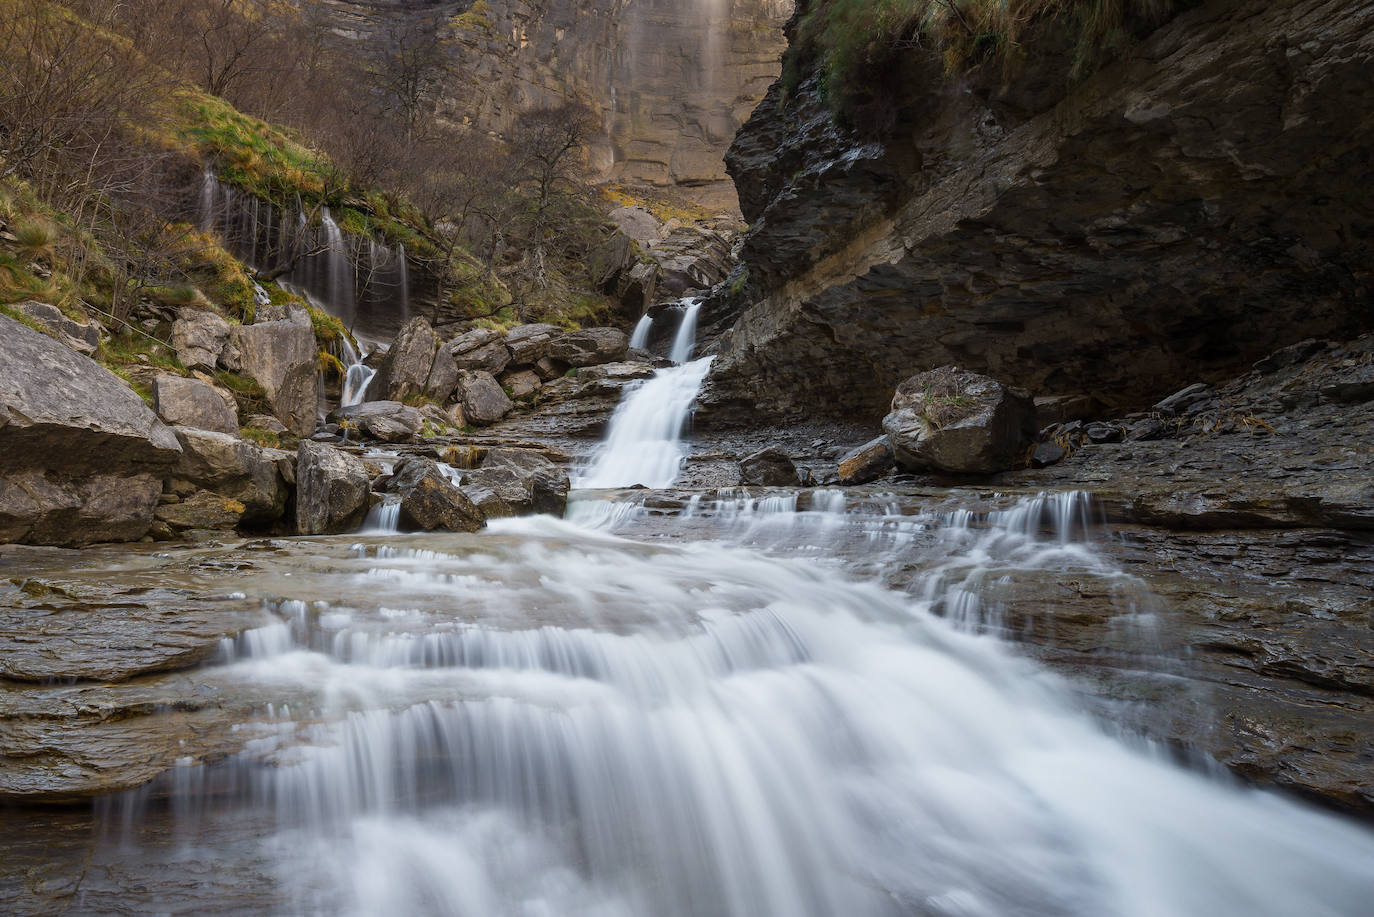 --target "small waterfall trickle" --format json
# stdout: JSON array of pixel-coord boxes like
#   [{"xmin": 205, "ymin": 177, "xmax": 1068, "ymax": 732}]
[
  {"xmin": 629, "ymin": 313, "xmax": 654, "ymax": 351},
  {"xmin": 397, "ymin": 243, "xmax": 411, "ymax": 319},
  {"xmin": 576, "ymin": 299, "xmax": 711, "ymax": 489},
  {"xmin": 340, "ymin": 337, "xmax": 376, "ymax": 408},
  {"xmin": 669, "ymin": 298, "xmax": 703, "ymax": 363},
  {"xmin": 197, "ymin": 170, "xmax": 217, "ymax": 233},
  {"xmin": 319, "ymin": 207, "xmax": 355, "ymax": 323}
]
